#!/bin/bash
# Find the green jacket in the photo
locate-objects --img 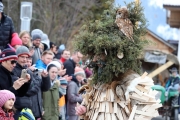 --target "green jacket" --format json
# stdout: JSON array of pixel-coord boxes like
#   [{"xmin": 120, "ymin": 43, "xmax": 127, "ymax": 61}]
[{"xmin": 42, "ymin": 83, "xmax": 59, "ymax": 120}]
